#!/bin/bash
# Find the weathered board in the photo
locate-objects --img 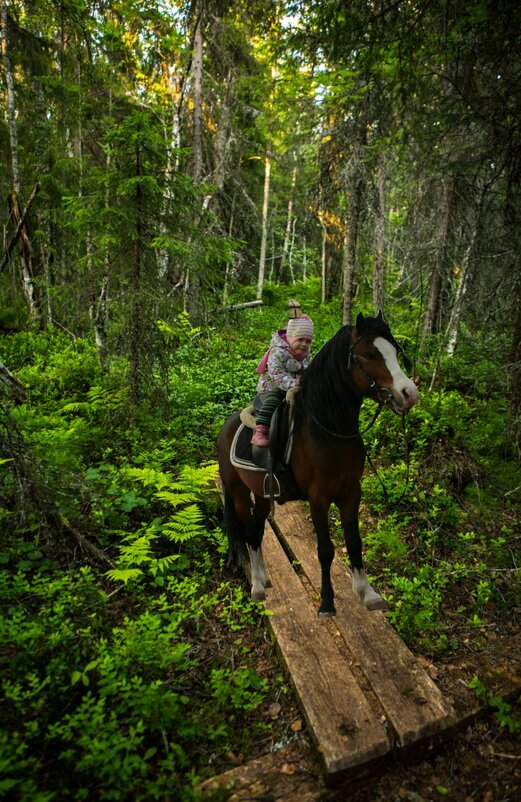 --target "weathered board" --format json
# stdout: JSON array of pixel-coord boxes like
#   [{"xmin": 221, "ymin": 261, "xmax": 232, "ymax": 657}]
[
  {"xmin": 269, "ymin": 501, "xmax": 456, "ymax": 749},
  {"xmin": 260, "ymin": 523, "xmax": 391, "ymax": 778},
  {"xmin": 214, "ymin": 480, "xmax": 456, "ymax": 786}
]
